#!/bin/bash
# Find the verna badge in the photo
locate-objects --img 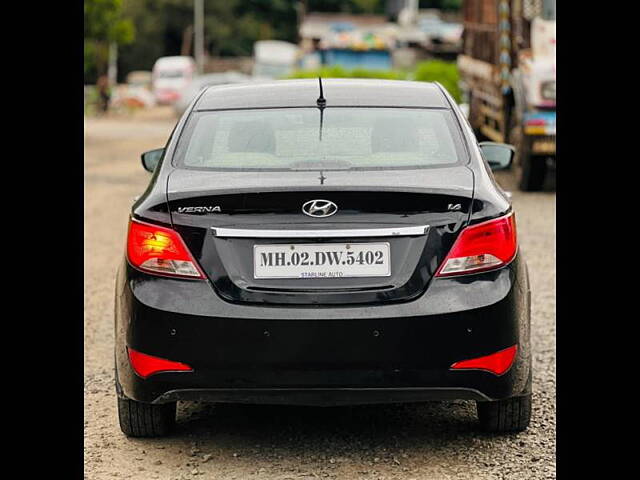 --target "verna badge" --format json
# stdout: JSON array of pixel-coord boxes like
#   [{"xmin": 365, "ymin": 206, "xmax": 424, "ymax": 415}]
[
  {"xmin": 177, "ymin": 206, "xmax": 221, "ymax": 214},
  {"xmin": 302, "ymin": 199, "xmax": 338, "ymax": 218}
]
